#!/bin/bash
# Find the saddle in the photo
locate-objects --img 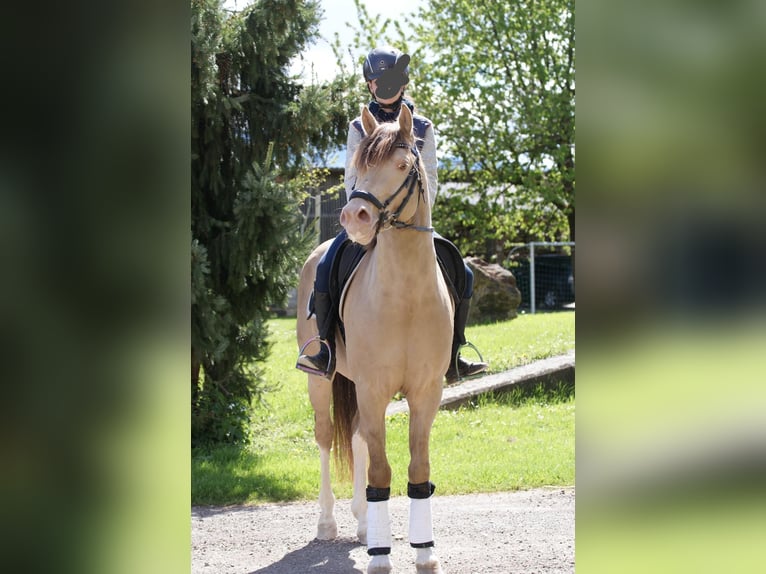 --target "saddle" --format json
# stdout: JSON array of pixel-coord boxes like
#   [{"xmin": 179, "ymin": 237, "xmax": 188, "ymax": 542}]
[{"xmin": 320, "ymin": 235, "xmax": 466, "ymax": 342}]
